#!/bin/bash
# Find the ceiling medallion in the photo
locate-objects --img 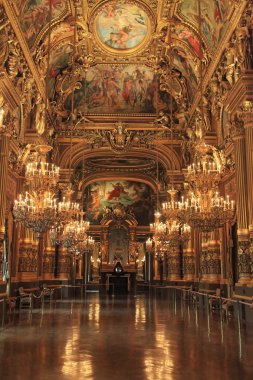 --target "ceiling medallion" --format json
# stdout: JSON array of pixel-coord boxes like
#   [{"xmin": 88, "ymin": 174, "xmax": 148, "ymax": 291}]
[{"xmin": 91, "ymin": 0, "xmax": 153, "ymax": 55}]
